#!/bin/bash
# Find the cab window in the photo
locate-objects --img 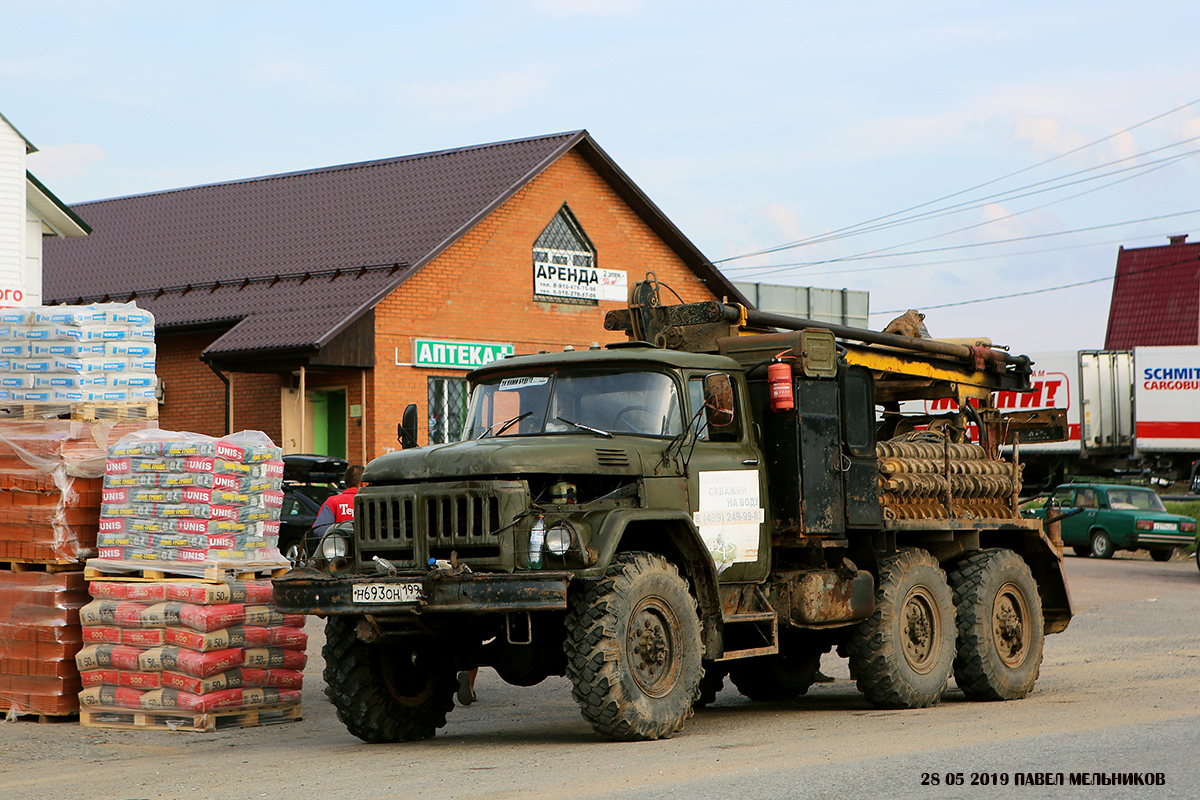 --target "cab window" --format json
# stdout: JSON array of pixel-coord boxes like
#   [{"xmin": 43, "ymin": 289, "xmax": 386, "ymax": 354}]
[{"xmin": 688, "ymin": 374, "xmax": 740, "ymax": 442}]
